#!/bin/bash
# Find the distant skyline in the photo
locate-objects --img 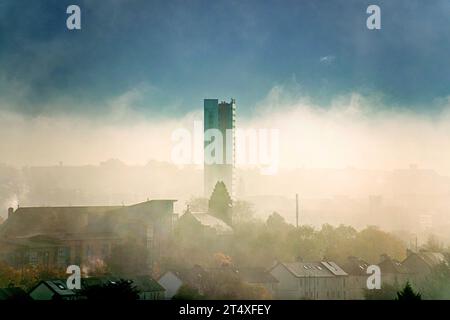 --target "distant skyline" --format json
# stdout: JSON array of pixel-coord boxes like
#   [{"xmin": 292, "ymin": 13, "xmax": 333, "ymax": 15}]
[{"xmin": 1, "ymin": 0, "xmax": 450, "ymax": 118}]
